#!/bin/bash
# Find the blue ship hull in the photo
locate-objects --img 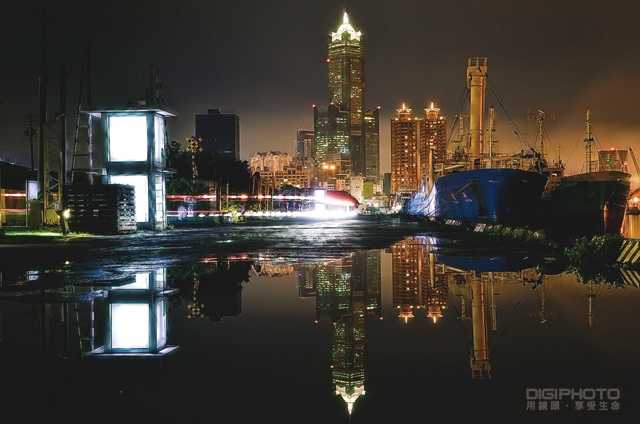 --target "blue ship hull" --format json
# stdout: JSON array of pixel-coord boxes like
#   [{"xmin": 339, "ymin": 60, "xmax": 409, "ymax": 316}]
[{"xmin": 406, "ymin": 168, "xmax": 547, "ymax": 227}]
